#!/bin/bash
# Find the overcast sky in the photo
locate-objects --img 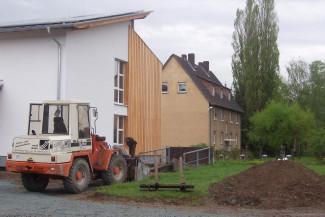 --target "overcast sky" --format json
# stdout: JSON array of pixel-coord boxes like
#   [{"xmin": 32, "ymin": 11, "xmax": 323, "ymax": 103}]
[{"xmin": 1, "ymin": 0, "xmax": 324, "ymax": 87}]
